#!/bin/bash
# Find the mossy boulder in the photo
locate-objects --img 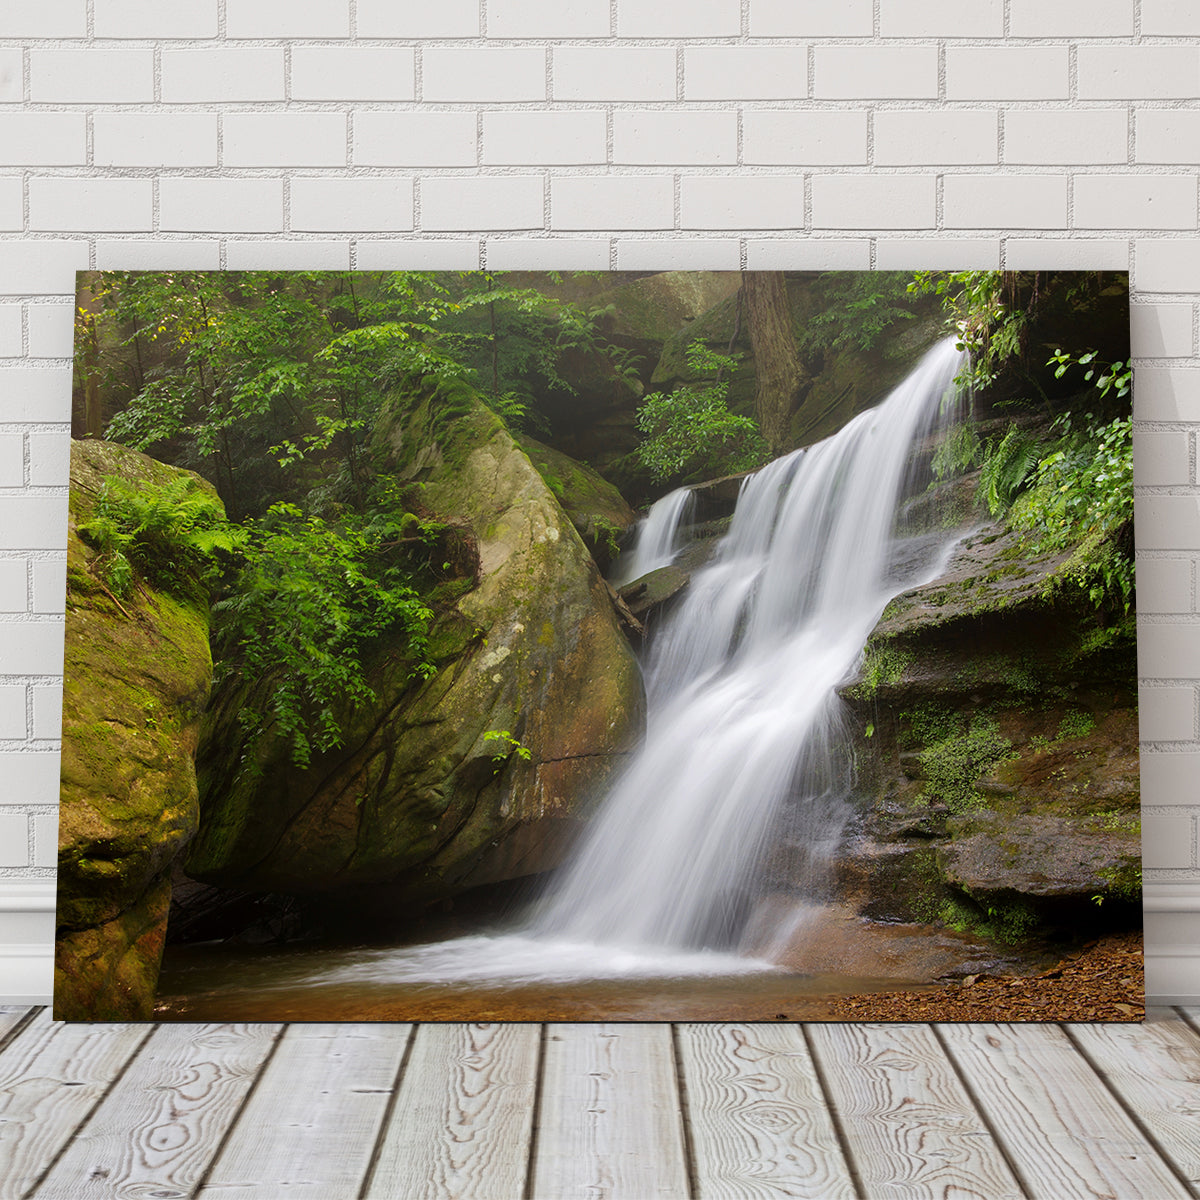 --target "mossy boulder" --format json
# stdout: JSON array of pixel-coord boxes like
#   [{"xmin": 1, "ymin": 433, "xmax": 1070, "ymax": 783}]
[
  {"xmin": 187, "ymin": 379, "xmax": 644, "ymax": 912},
  {"xmin": 55, "ymin": 440, "xmax": 218, "ymax": 1020}
]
